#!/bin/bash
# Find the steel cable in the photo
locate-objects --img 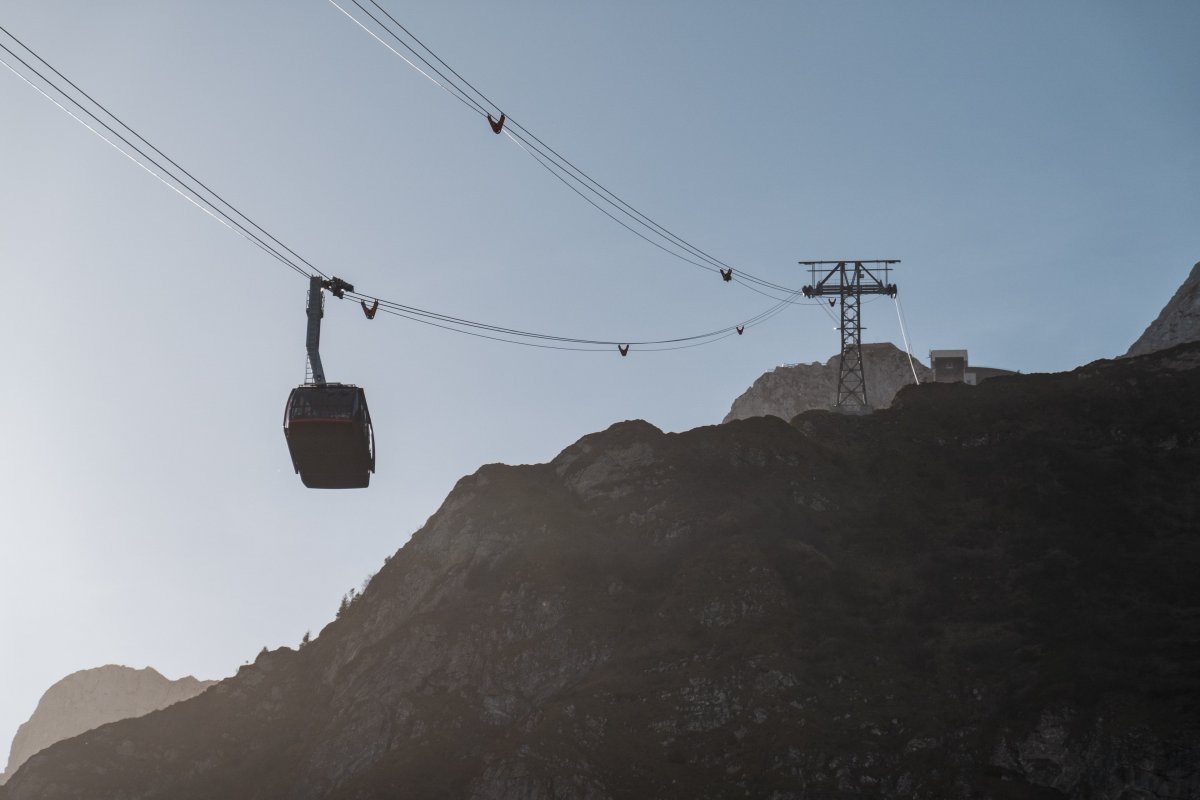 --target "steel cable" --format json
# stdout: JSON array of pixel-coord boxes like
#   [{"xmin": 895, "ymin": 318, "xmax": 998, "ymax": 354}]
[
  {"xmin": 1, "ymin": 24, "xmax": 812, "ymax": 354},
  {"xmin": 328, "ymin": 1, "xmax": 804, "ymax": 295}
]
